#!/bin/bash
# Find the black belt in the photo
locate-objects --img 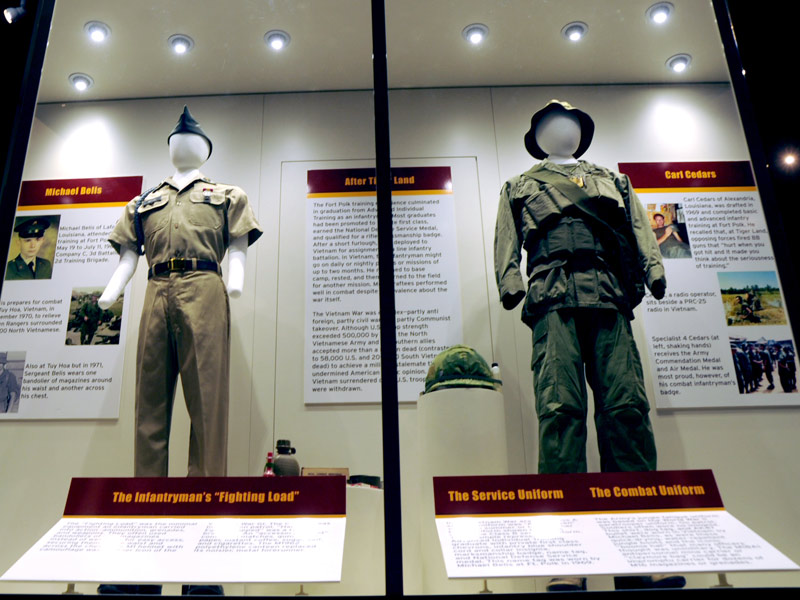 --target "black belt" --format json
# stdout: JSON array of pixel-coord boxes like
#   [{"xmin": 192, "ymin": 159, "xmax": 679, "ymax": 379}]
[{"xmin": 148, "ymin": 258, "xmax": 220, "ymax": 279}]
